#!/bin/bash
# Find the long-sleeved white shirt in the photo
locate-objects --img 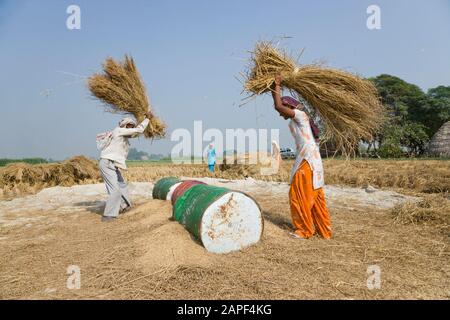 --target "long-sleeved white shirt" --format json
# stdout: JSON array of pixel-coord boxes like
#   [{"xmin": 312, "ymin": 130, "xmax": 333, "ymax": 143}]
[{"xmin": 100, "ymin": 118, "xmax": 150, "ymax": 170}]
